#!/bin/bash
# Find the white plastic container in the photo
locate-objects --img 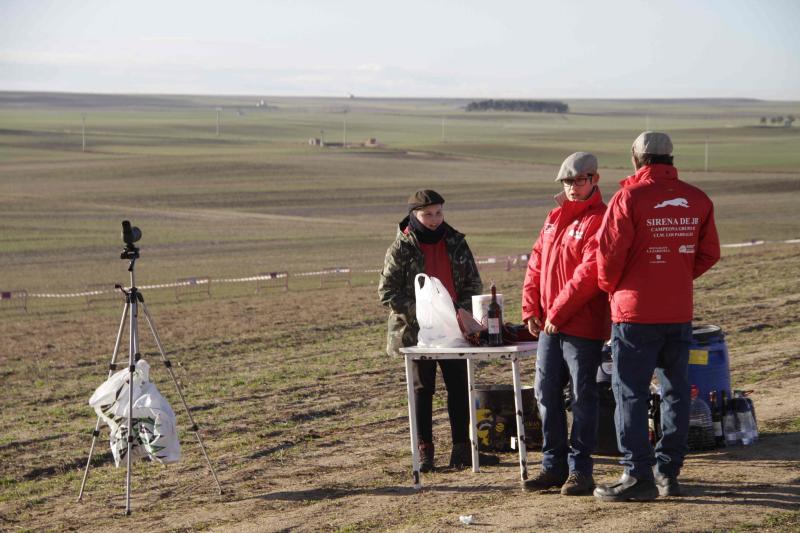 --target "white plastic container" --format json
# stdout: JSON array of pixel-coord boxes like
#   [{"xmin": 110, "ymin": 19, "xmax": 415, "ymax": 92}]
[{"xmin": 472, "ymin": 293, "xmax": 504, "ymax": 326}]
